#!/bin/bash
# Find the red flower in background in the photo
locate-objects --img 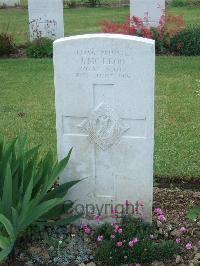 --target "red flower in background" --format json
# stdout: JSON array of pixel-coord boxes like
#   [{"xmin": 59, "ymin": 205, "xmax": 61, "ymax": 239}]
[{"xmin": 100, "ymin": 6, "xmax": 185, "ymax": 53}]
